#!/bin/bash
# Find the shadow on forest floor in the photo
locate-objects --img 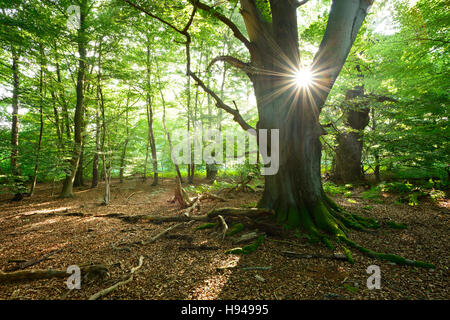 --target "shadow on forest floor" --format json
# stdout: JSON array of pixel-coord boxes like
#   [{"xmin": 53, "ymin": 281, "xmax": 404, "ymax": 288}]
[{"xmin": 0, "ymin": 178, "xmax": 448, "ymax": 300}]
